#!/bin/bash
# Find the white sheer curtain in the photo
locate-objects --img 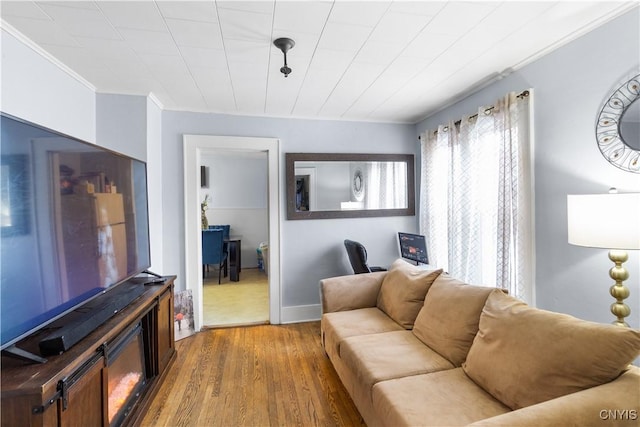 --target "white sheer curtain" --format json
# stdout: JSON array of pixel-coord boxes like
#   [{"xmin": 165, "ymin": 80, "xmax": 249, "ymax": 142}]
[
  {"xmin": 419, "ymin": 91, "xmax": 533, "ymax": 302},
  {"xmin": 365, "ymin": 161, "xmax": 407, "ymax": 209}
]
